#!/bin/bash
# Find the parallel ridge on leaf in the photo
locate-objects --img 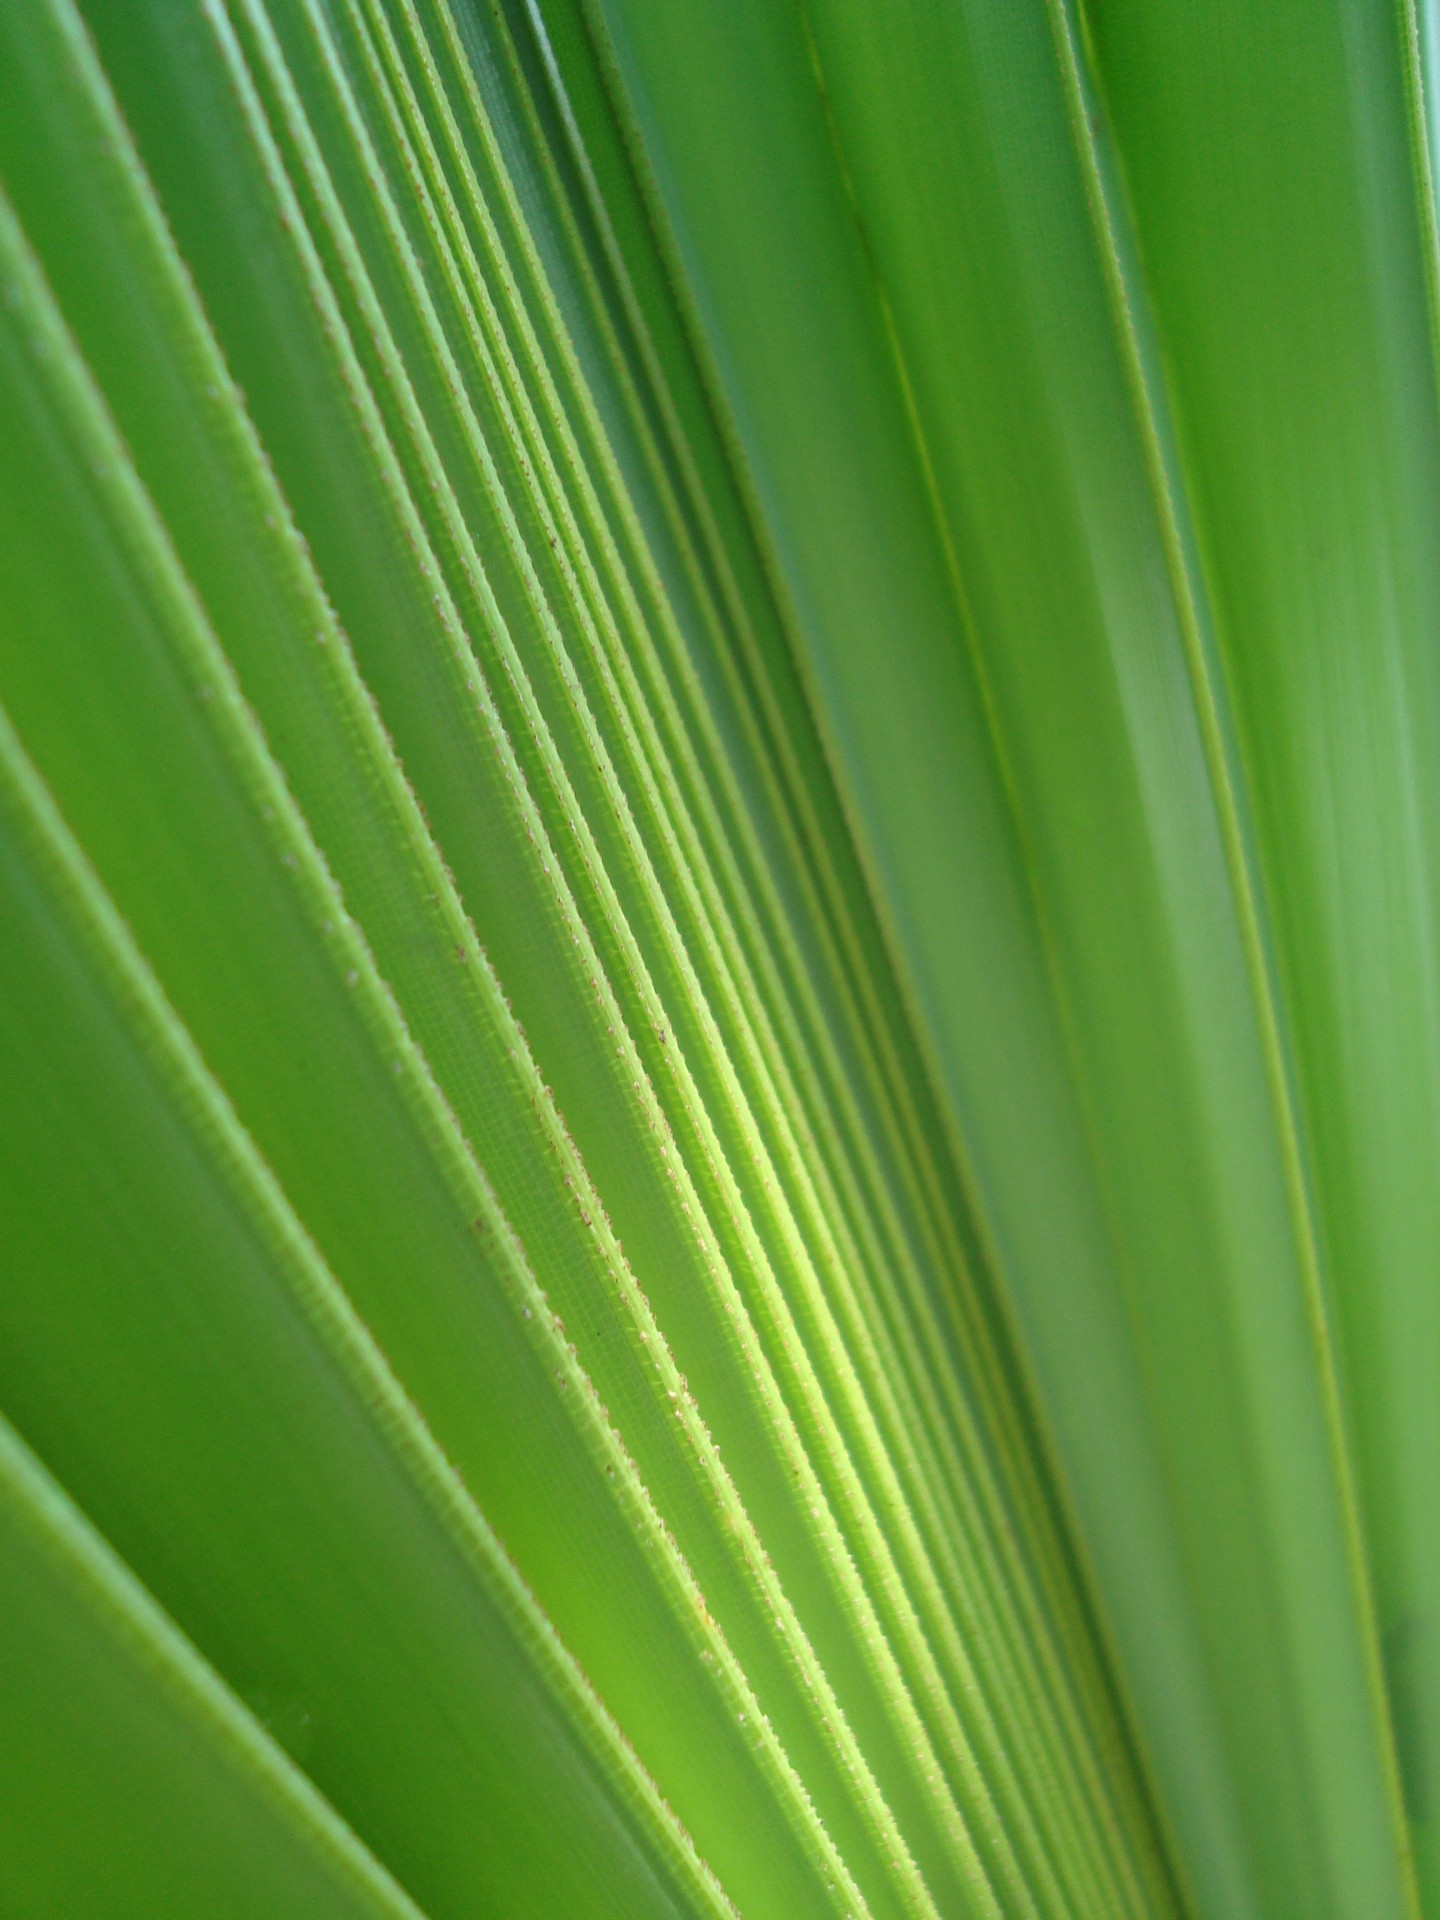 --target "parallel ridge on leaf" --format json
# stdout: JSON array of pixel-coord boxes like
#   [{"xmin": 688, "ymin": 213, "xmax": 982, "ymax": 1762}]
[{"xmin": 0, "ymin": 0, "xmax": 1215, "ymax": 1916}]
